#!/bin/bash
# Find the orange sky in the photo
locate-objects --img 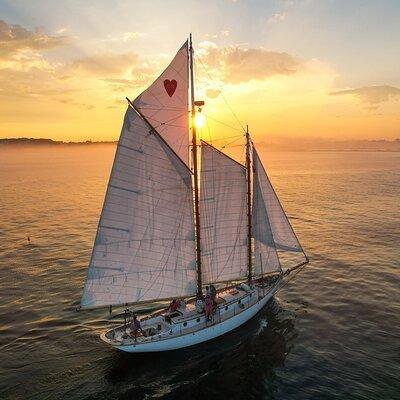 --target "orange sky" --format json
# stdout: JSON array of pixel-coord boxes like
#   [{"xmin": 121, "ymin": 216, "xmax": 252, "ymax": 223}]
[{"xmin": 1, "ymin": 1, "xmax": 399, "ymax": 142}]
